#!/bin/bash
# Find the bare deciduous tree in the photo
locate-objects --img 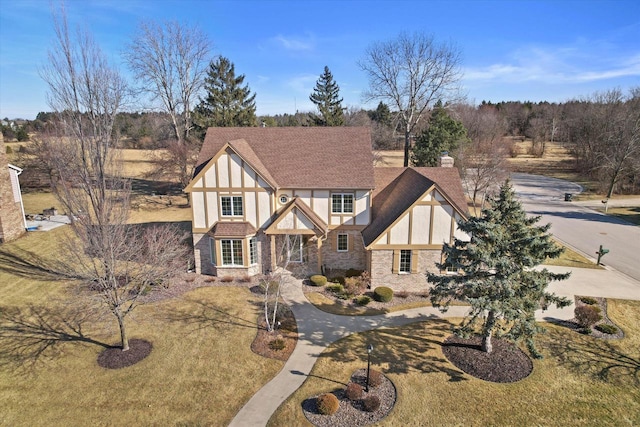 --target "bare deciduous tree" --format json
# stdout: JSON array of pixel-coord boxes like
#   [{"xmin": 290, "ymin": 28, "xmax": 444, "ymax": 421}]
[
  {"xmin": 125, "ymin": 20, "xmax": 212, "ymax": 189},
  {"xmin": 359, "ymin": 32, "xmax": 462, "ymax": 167},
  {"xmin": 40, "ymin": 8, "xmax": 190, "ymax": 351}
]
